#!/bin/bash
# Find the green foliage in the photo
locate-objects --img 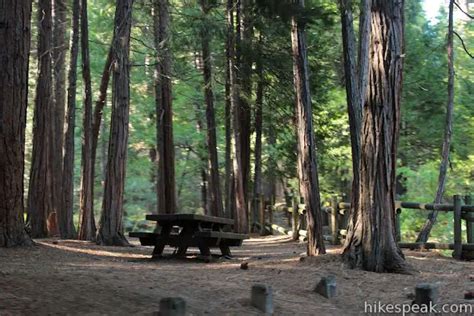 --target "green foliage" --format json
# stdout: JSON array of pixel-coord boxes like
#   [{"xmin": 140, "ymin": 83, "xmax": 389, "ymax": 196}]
[{"xmin": 23, "ymin": 0, "xmax": 473, "ymax": 239}]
